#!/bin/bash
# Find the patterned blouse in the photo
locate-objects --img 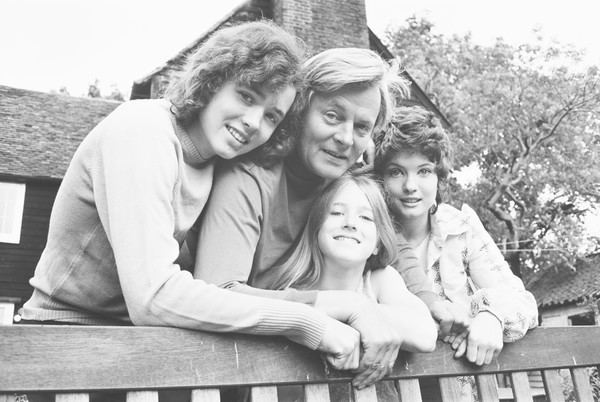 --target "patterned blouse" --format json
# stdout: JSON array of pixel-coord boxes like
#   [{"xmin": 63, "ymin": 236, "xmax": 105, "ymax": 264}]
[{"xmin": 422, "ymin": 203, "xmax": 538, "ymax": 342}]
